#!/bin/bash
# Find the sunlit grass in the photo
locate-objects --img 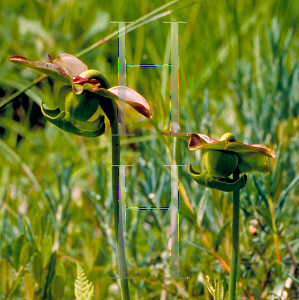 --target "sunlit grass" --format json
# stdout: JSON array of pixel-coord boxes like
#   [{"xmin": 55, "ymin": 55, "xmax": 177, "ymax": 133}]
[{"xmin": 0, "ymin": 0, "xmax": 299, "ymax": 299}]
